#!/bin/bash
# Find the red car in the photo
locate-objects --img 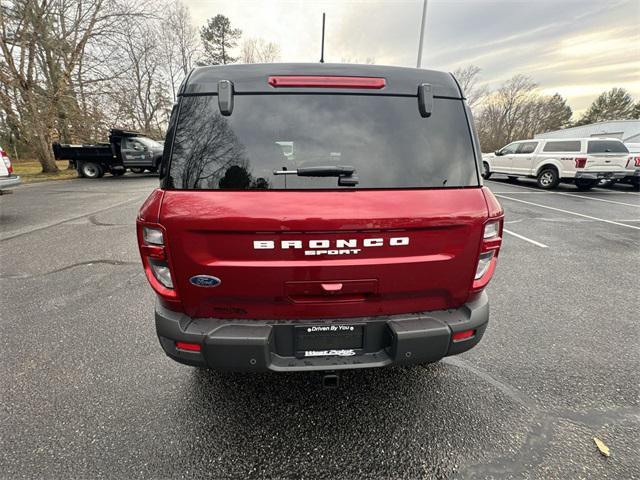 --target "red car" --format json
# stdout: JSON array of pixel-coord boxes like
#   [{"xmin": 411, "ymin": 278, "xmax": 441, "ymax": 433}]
[{"xmin": 137, "ymin": 64, "xmax": 504, "ymax": 373}]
